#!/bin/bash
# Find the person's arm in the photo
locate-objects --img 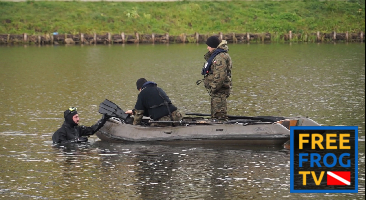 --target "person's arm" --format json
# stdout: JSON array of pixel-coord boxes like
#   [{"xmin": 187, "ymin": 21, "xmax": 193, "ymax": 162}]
[
  {"xmin": 132, "ymin": 109, "xmax": 144, "ymax": 125},
  {"xmin": 79, "ymin": 114, "xmax": 110, "ymax": 136},
  {"xmin": 130, "ymin": 93, "xmax": 146, "ymax": 125},
  {"xmin": 126, "ymin": 109, "xmax": 144, "ymax": 125},
  {"xmin": 210, "ymin": 55, "xmax": 228, "ymax": 93}
]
